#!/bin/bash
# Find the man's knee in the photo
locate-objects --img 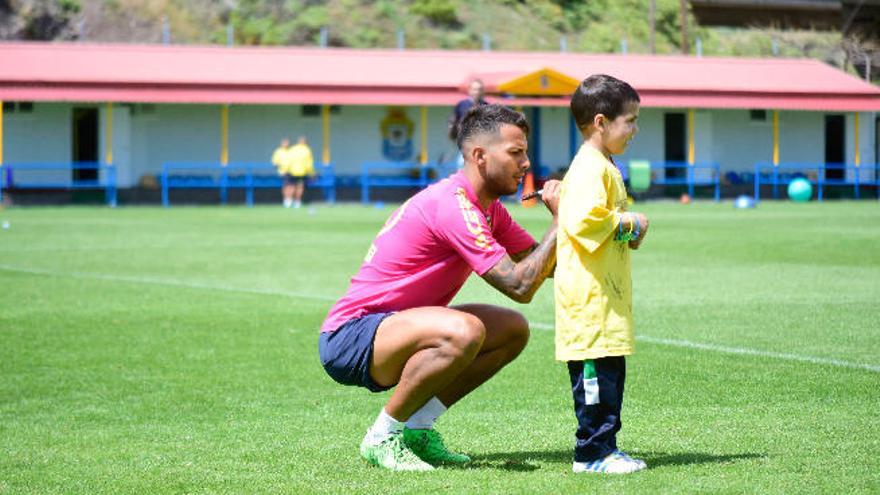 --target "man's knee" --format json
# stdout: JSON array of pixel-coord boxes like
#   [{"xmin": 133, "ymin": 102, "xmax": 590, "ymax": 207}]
[
  {"xmin": 507, "ymin": 312, "xmax": 530, "ymax": 353},
  {"xmin": 440, "ymin": 313, "xmax": 486, "ymax": 357}
]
